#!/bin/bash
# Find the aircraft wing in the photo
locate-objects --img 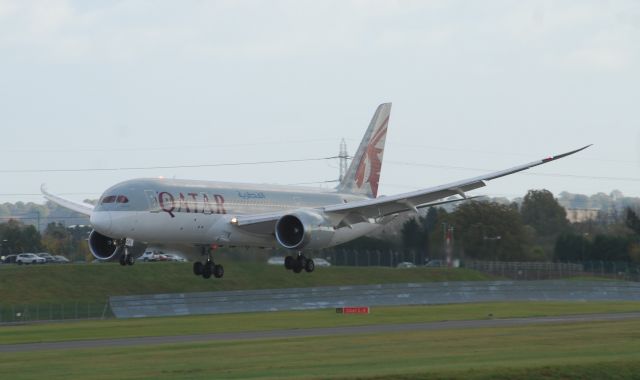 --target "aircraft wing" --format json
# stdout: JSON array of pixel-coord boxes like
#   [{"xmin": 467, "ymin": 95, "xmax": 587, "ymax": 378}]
[
  {"xmin": 235, "ymin": 145, "xmax": 591, "ymax": 231},
  {"xmin": 41, "ymin": 184, "xmax": 94, "ymax": 216}
]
